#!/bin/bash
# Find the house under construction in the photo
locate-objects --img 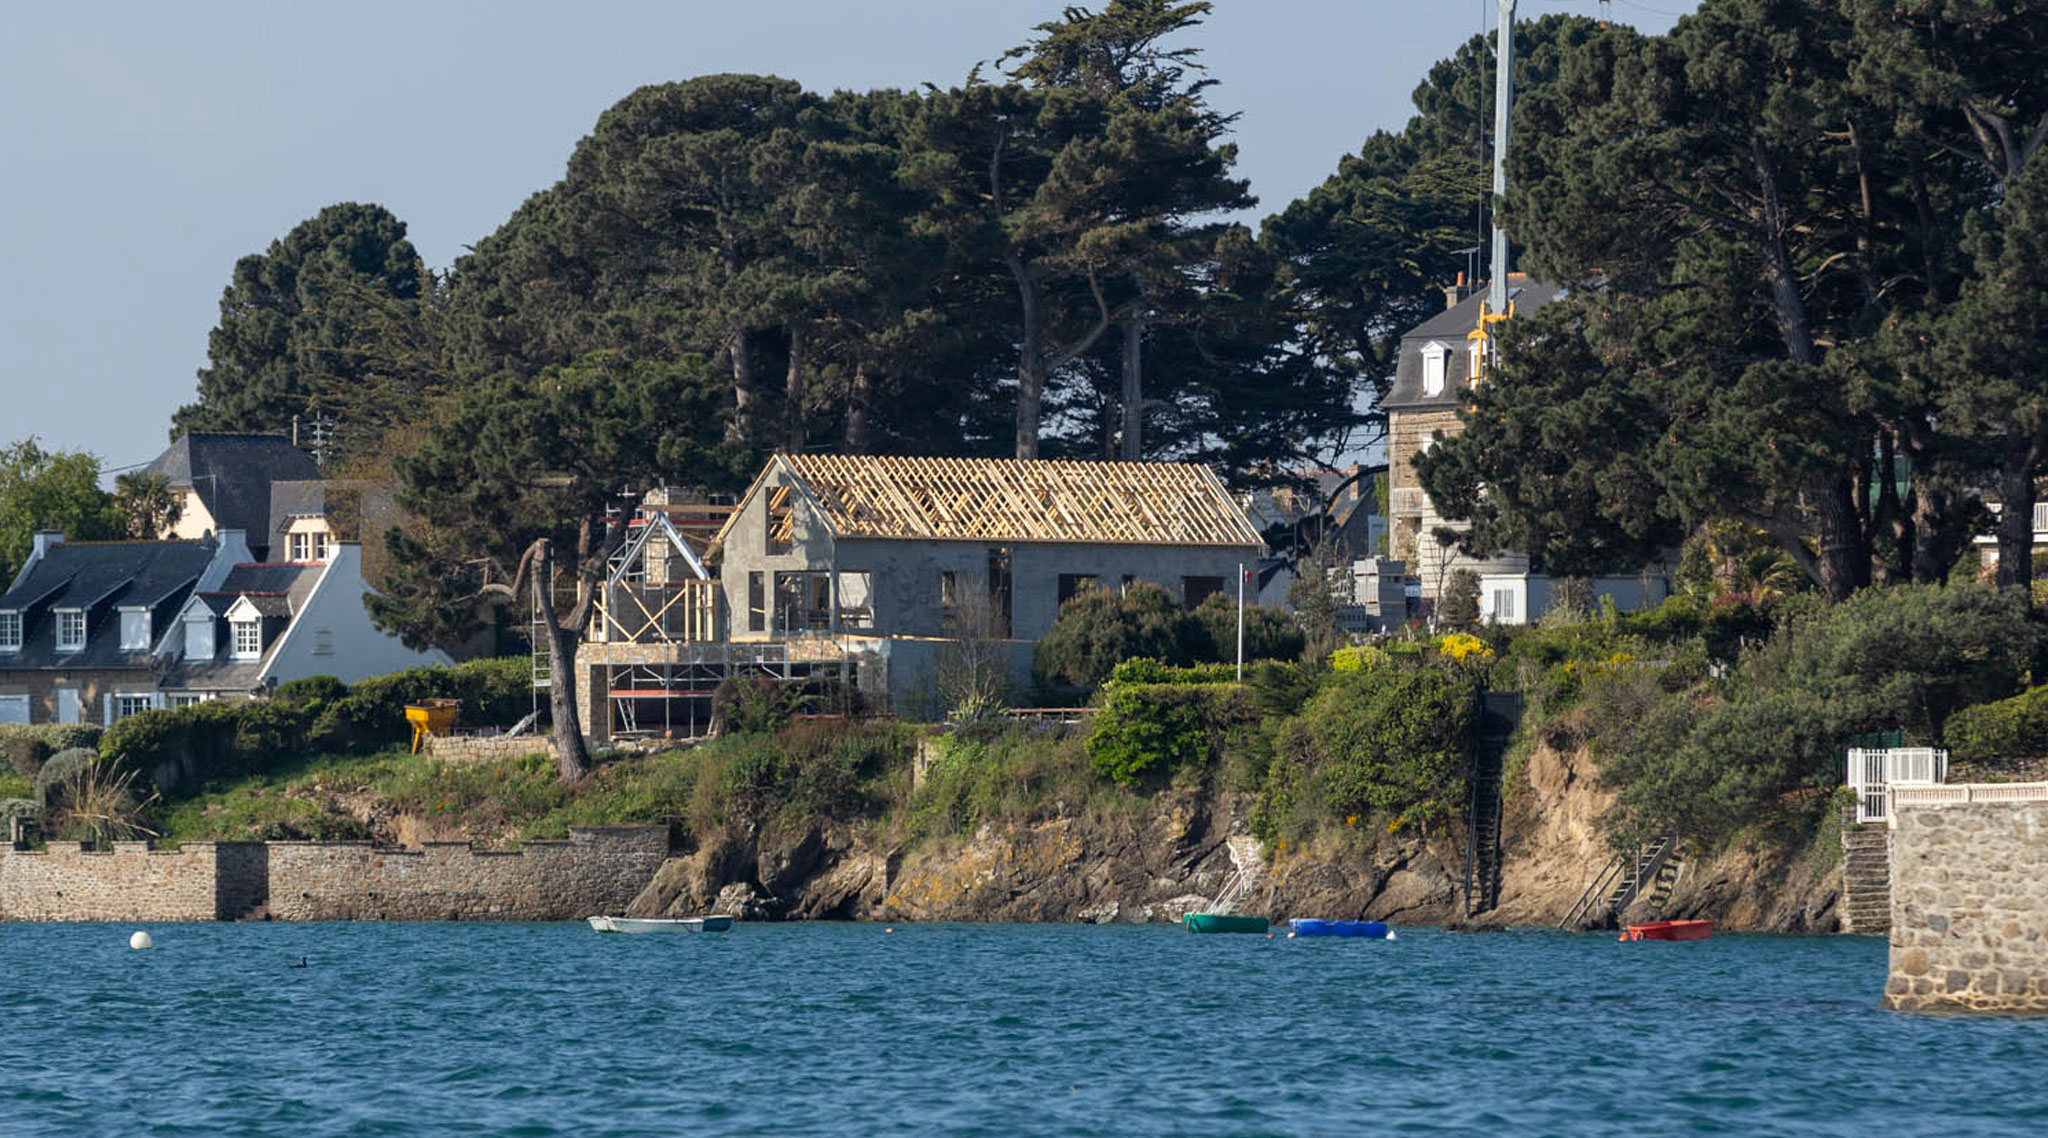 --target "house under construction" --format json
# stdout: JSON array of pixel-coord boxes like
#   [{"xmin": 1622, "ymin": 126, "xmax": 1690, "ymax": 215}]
[{"xmin": 573, "ymin": 454, "xmax": 1266, "ymax": 743}]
